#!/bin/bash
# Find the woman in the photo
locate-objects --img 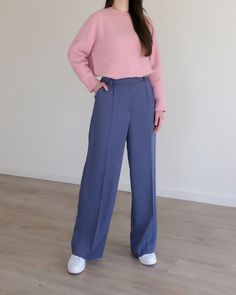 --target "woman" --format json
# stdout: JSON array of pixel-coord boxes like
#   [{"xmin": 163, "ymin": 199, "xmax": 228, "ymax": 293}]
[{"xmin": 67, "ymin": 0, "xmax": 166, "ymax": 274}]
